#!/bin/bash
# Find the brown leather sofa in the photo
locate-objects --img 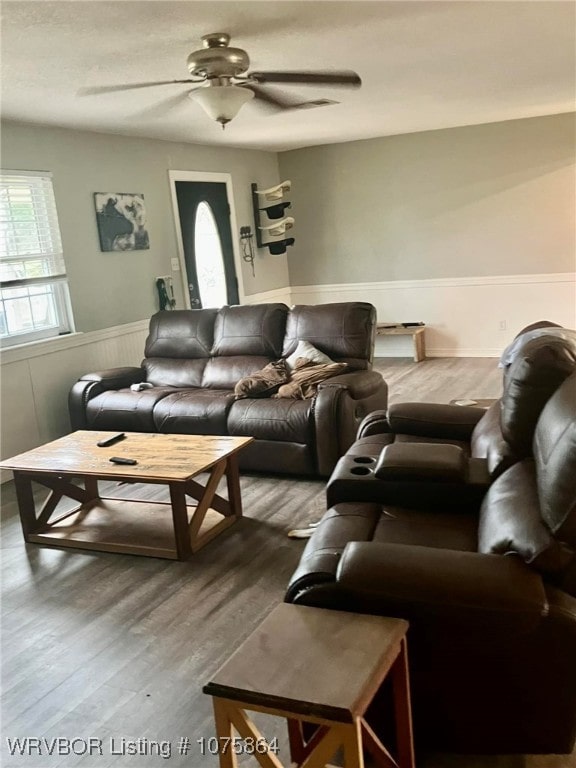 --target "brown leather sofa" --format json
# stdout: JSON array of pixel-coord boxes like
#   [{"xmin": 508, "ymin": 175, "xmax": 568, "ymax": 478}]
[
  {"xmin": 69, "ymin": 302, "xmax": 387, "ymax": 477},
  {"xmin": 286, "ymin": 368, "xmax": 576, "ymax": 754}
]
